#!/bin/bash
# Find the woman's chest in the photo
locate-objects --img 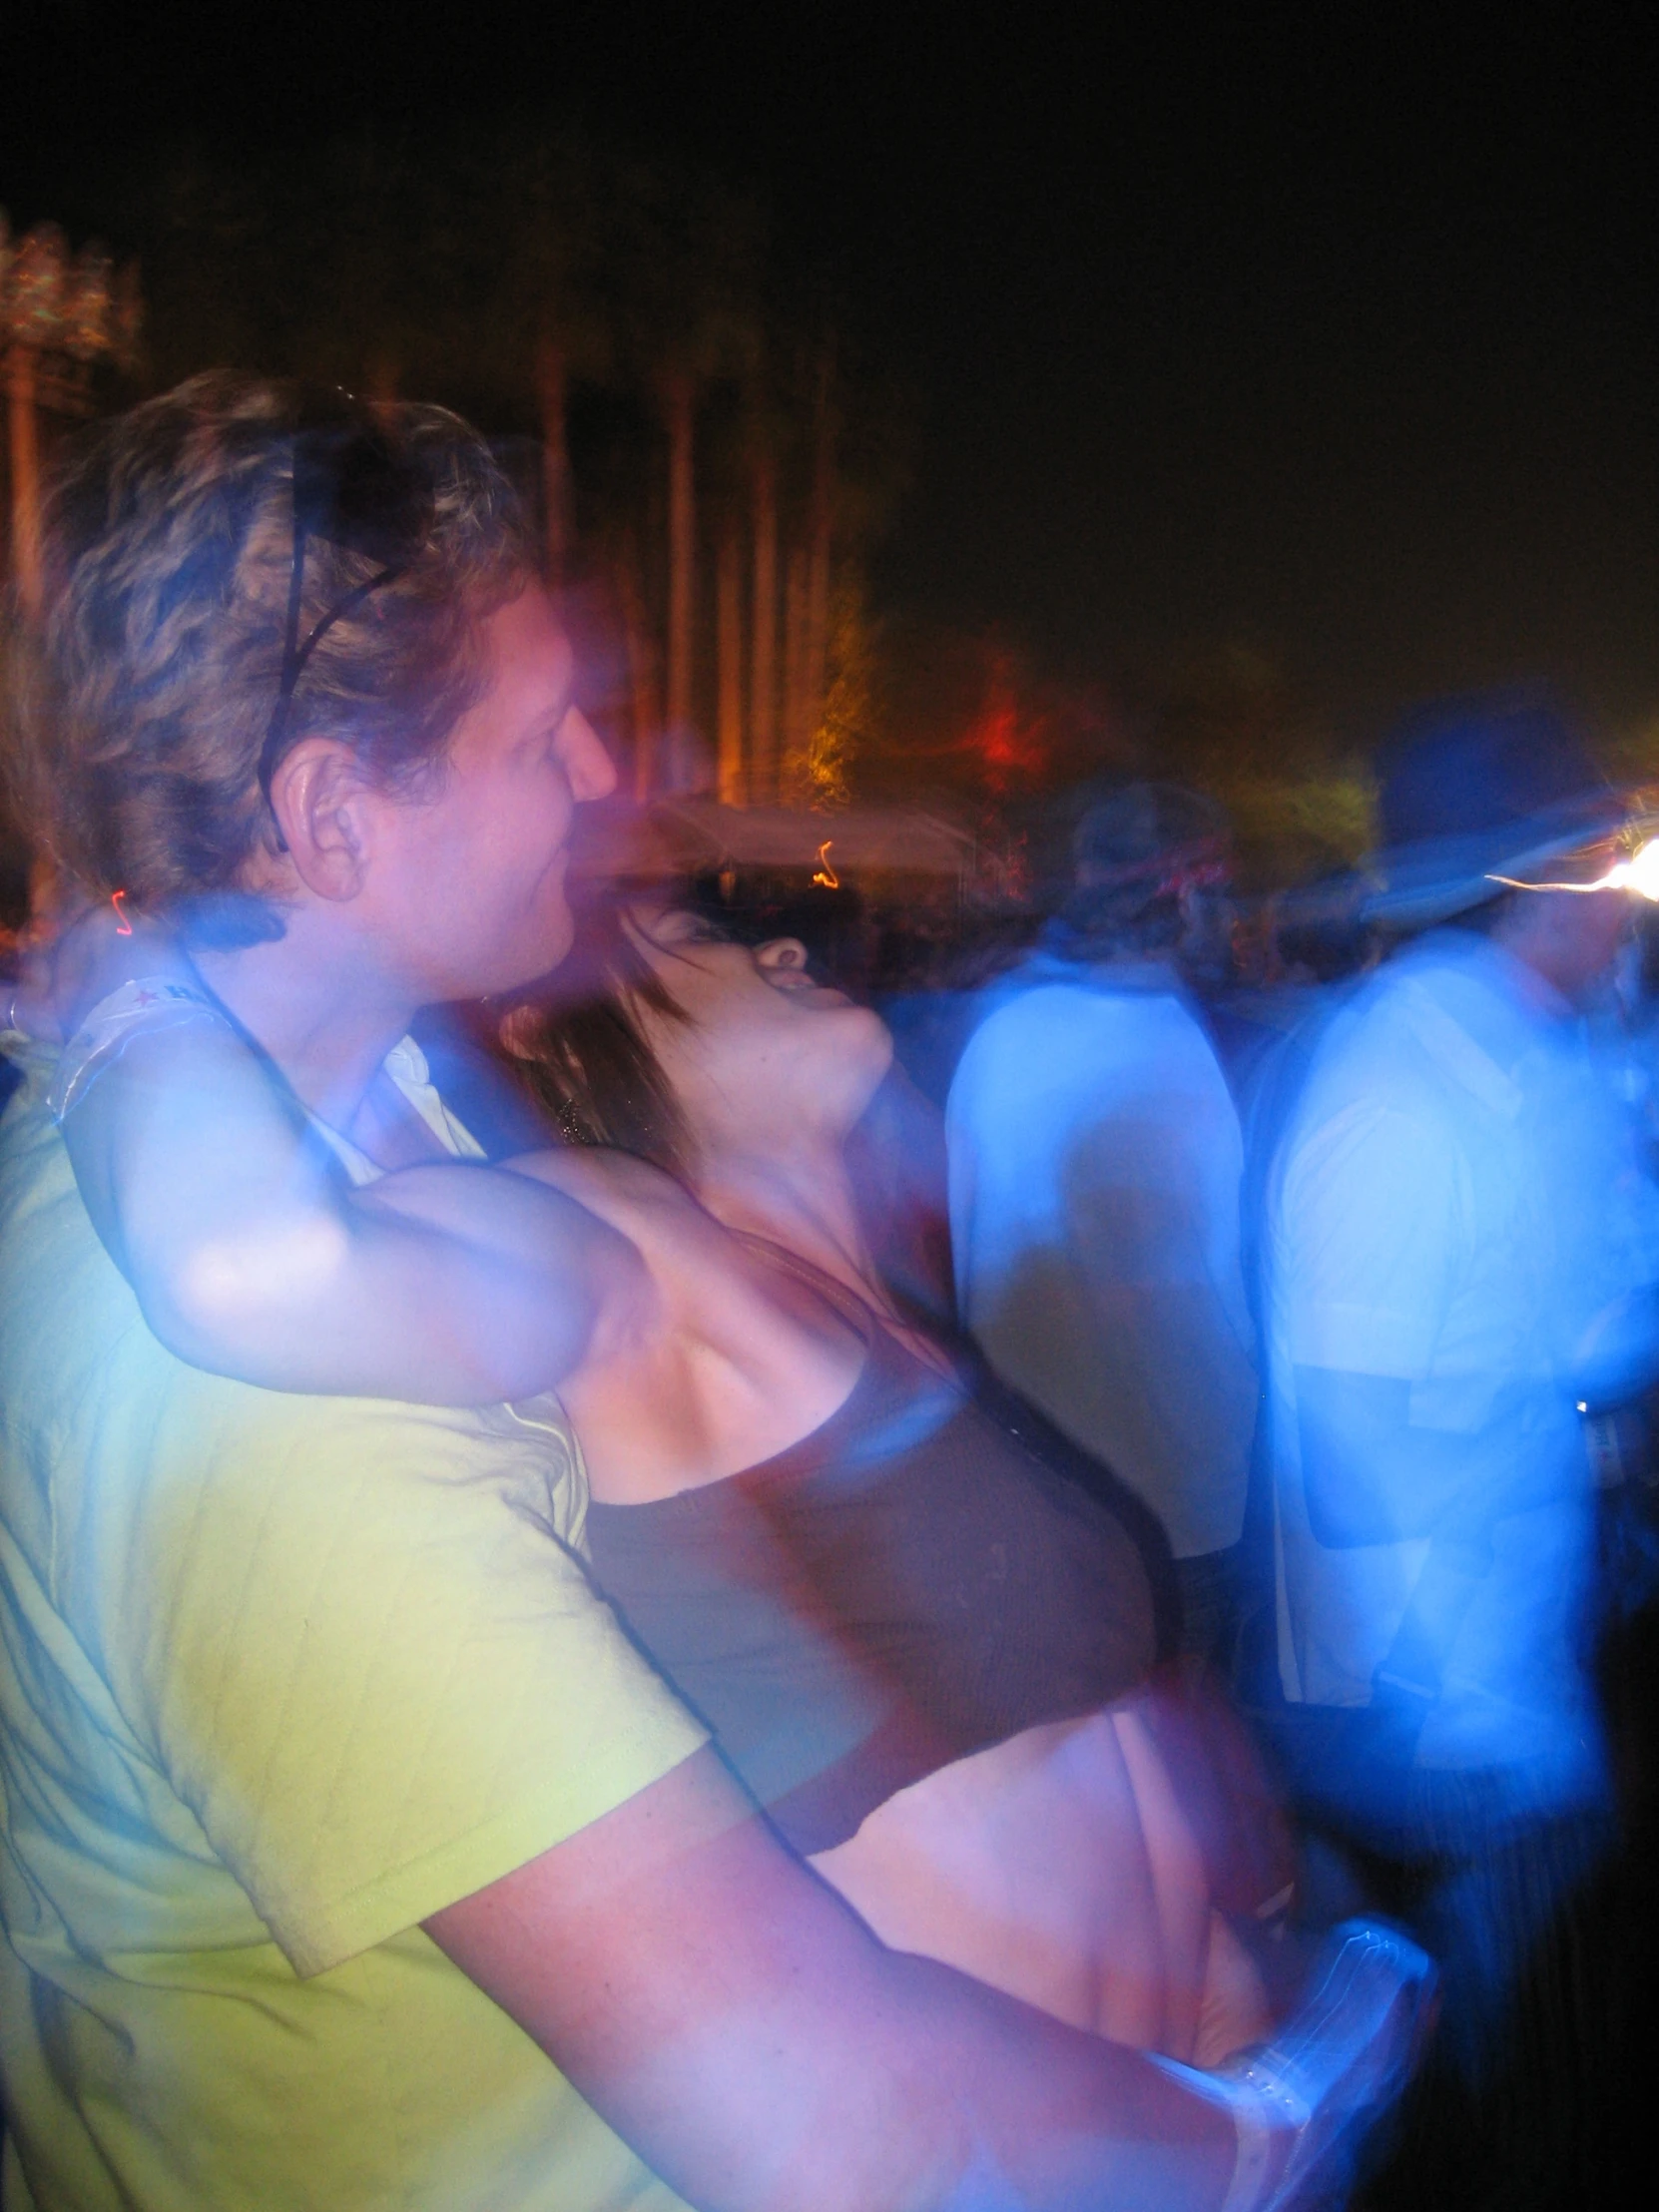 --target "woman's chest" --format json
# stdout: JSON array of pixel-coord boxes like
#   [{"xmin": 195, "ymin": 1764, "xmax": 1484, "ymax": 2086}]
[{"xmin": 571, "ymin": 1269, "xmax": 867, "ymax": 1504}]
